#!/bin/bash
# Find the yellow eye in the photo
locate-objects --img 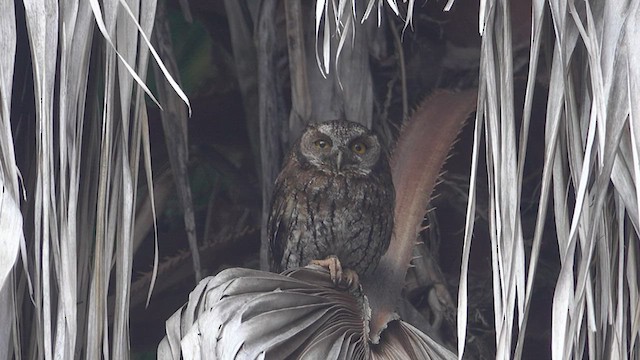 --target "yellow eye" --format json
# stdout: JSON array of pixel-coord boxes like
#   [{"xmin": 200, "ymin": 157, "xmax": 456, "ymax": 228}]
[
  {"xmin": 314, "ymin": 139, "xmax": 331, "ymax": 149},
  {"xmin": 351, "ymin": 141, "xmax": 367, "ymax": 155}
]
